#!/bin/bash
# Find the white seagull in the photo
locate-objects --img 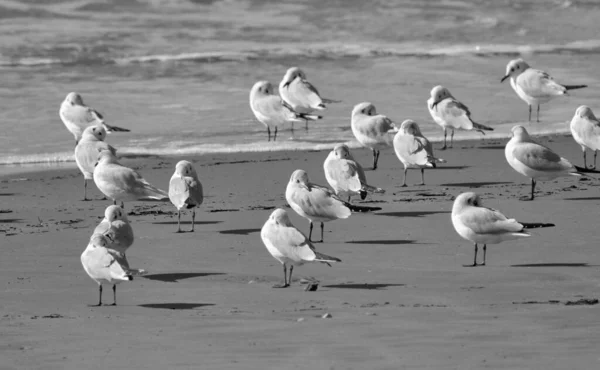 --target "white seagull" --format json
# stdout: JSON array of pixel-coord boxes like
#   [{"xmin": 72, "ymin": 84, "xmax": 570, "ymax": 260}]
[
  {"xmin": 351, "ymin": 102, "xmax": 397, "ymax": 170},
  {"xmin": 501, "ymin": 58, "xmax": 587, "ymax": 122},
  {"xmin": 393, "ymin": 119, "xmax": 446, "ymax": 186},
  {"xmin": 93, "ymin": 149, "xmax": 169, "ymax": 205},
  {"xmin": 168, "ymin": 160, "xmax": 204, "ymax": 232},
  {"xmin": 59, "ymin": 92, "xmax": 129, "ymax": 144},
  {"xmin": 93, "ymin": 205, "xmax": 134, "ymax": 255},
  {"xmin": 505, "ymin": 125, "xmax": 588, "ymax": 200},
  {"xmin": 81, "ymin": 233, "xmax": 133, "ymax": 306},
  {"xmin": 323, "ymin": 144, "xmax": 384, "ymax": 202},
  {"xmin": 279, "ymin": 67, "xmax": 340, "ymax": 130},
  {"xmin": 570, "ymin": 106, "xmax": 600, "ymax": 169},
  {"xmin": 427, "ymin": 85, "xmax": 493, "ymax": 150},
  {"xmin": 452, "ymin": 192, "xmax": 554, "ymax": 266},
  {"xmin": 249, "ymin": 80, "xmax": 321, "ymax": 140},
  {"xmin": 261, "ymin": 208, "xmax": 341, "ymax": 288},
  {"xmin": 74, "ymin": 125, "xmax": 116, "ymax": 200}
]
